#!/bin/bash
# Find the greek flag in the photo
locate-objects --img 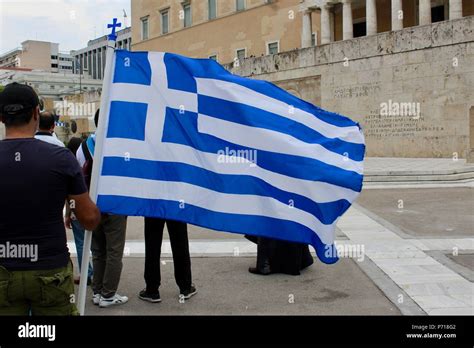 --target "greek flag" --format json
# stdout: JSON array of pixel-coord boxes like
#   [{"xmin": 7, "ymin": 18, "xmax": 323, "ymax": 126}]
[{"xmin": 95, "ymin": 50, "xmax": 365, "ymax": 264}]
